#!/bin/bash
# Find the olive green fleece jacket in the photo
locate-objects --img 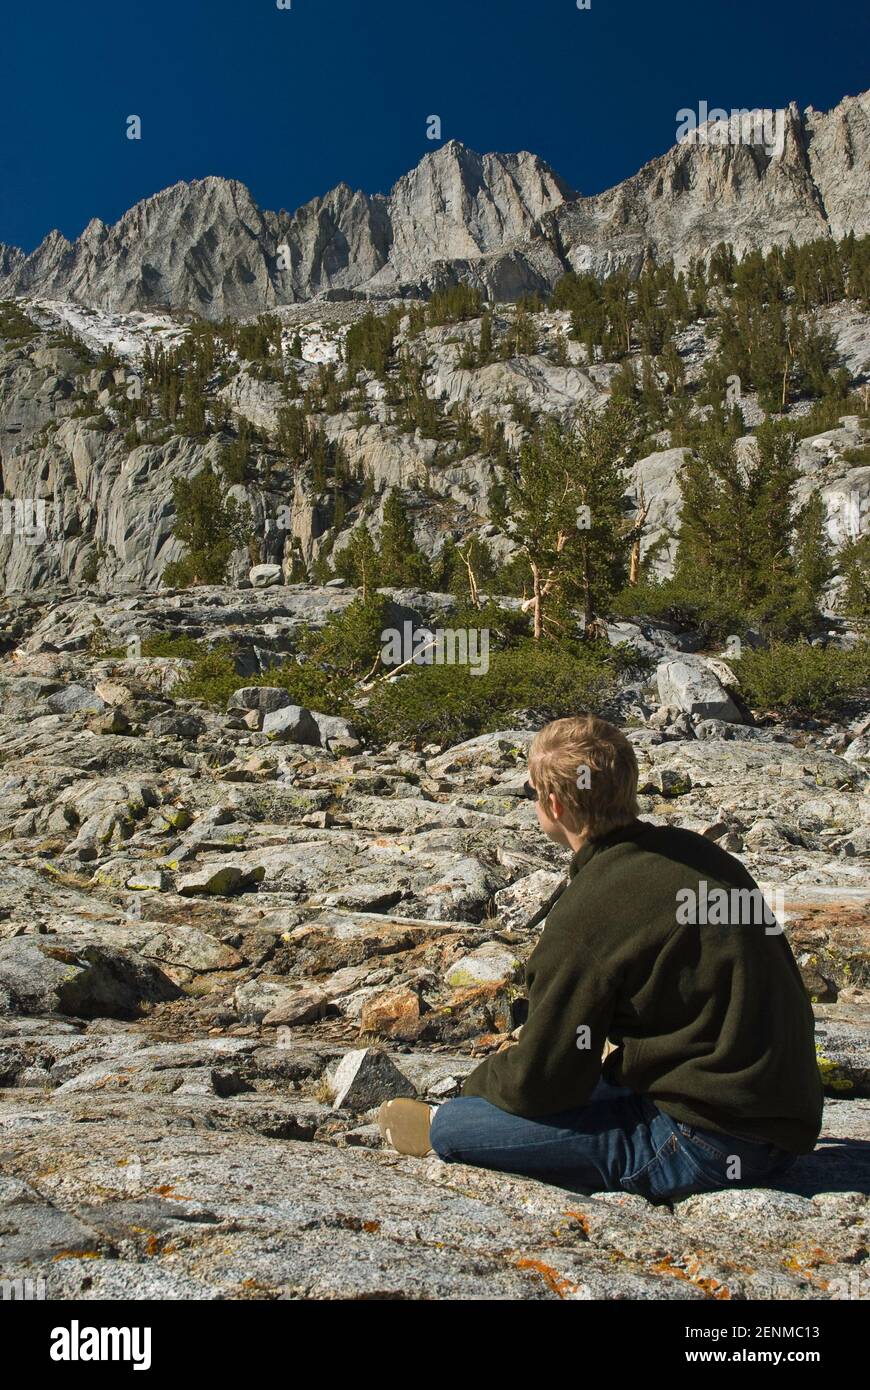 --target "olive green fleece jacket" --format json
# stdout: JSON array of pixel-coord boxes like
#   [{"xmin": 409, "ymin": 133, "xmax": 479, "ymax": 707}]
[{"xmin": 460, "ymin": 819, "xmax": 823, "ymax": 1153}]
